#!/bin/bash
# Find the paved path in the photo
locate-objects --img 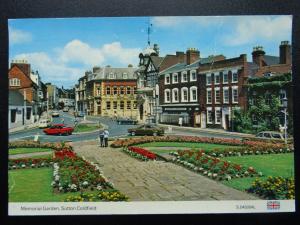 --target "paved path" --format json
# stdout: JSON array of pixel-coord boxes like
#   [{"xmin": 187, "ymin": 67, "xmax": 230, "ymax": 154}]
[{"xmin": 72, "ymin": 140, "xmax": 258, "ymax": 201}]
